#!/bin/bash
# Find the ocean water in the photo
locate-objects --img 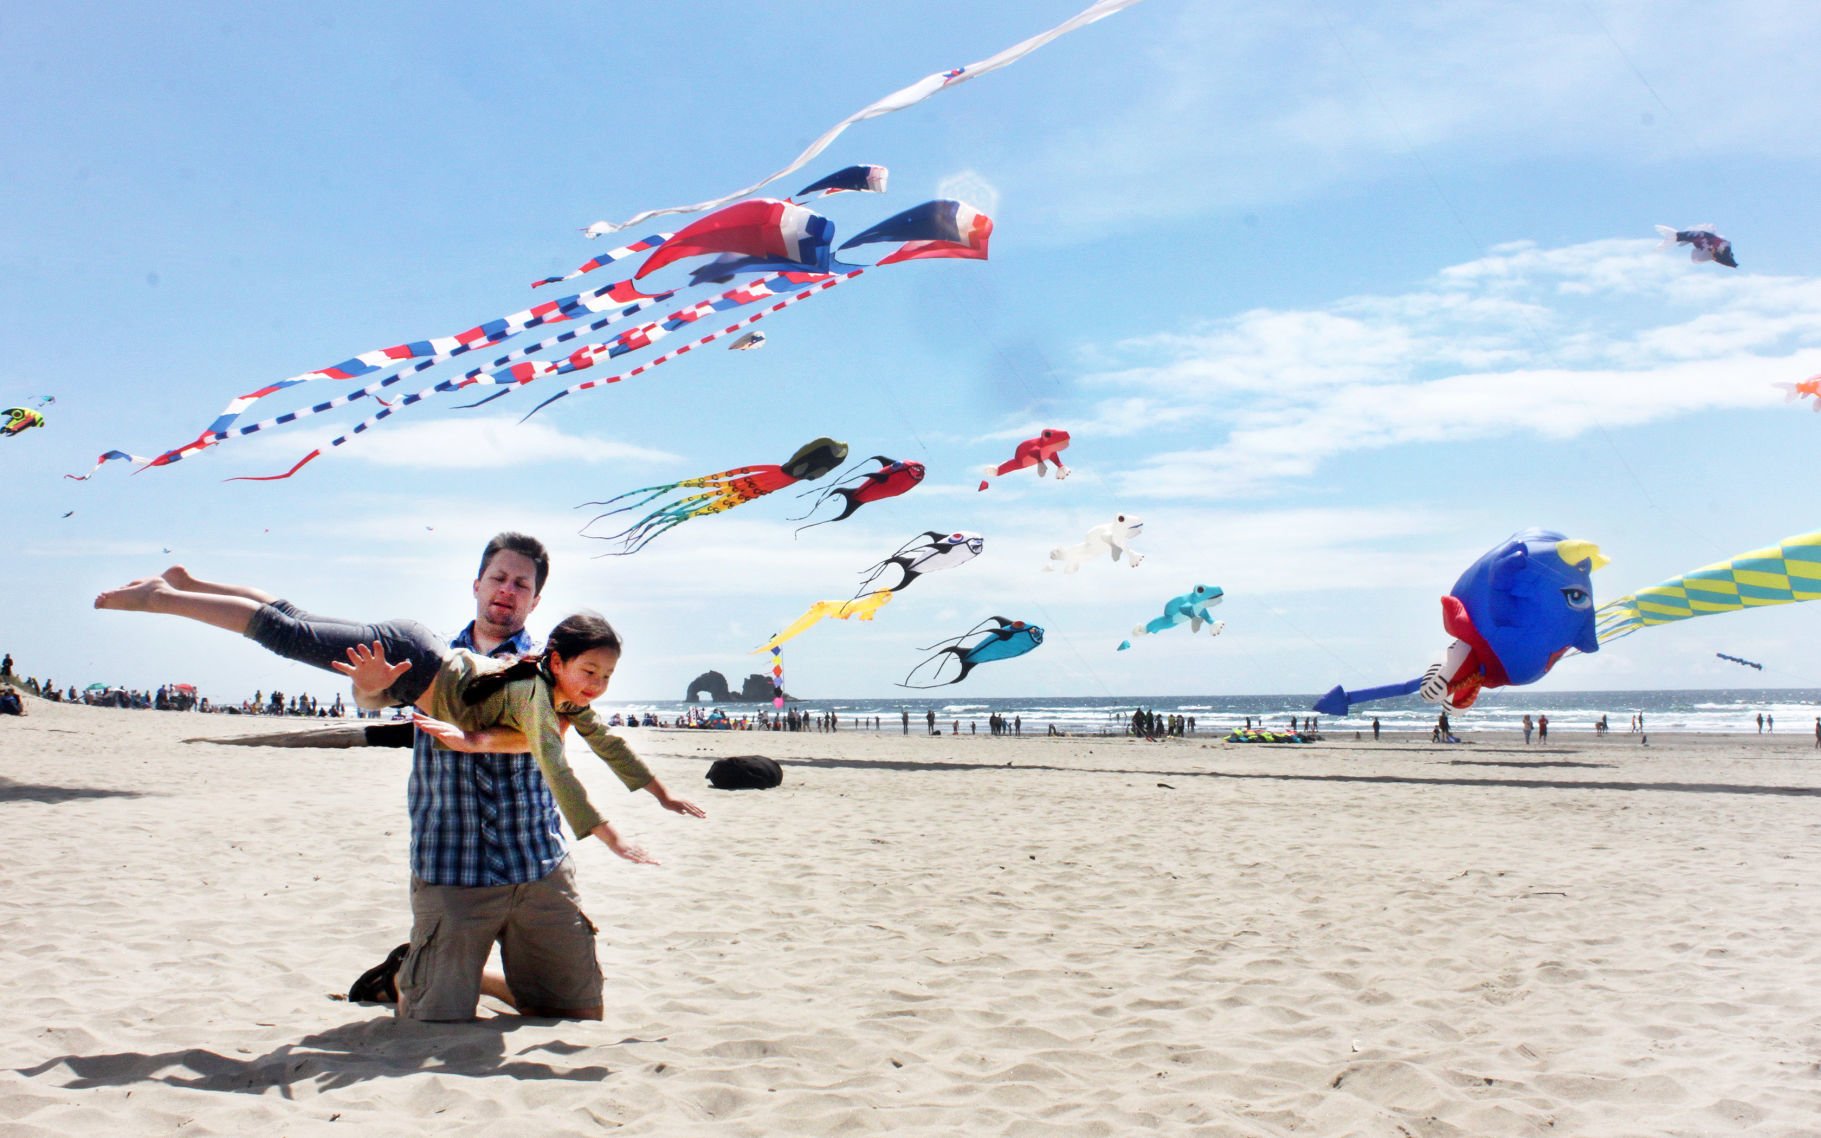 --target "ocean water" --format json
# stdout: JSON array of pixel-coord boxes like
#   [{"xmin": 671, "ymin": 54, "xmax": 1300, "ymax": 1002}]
[{"xmin": 611, "ymin": 688, "xmax": 1821, "ymax": 736}]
